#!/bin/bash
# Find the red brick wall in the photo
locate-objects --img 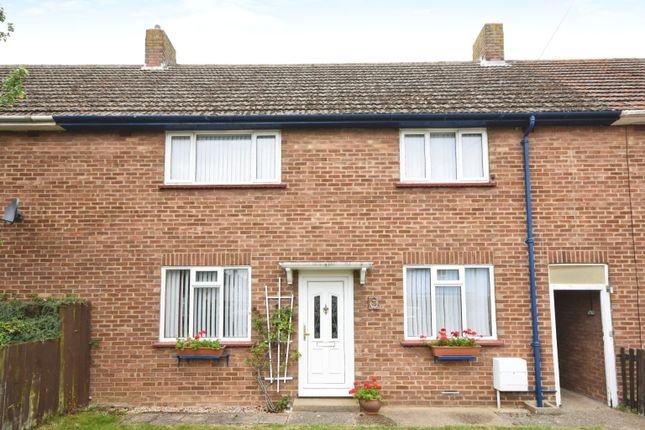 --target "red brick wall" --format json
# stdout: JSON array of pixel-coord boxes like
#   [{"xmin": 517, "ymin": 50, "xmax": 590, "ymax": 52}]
[
  {"xmin": 554, "ymin": 290, "xmax": 606, "ymax": 401},
  {"xmin": 0, "ymin": 125, "xmax": 643, "ymax": 407}
]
